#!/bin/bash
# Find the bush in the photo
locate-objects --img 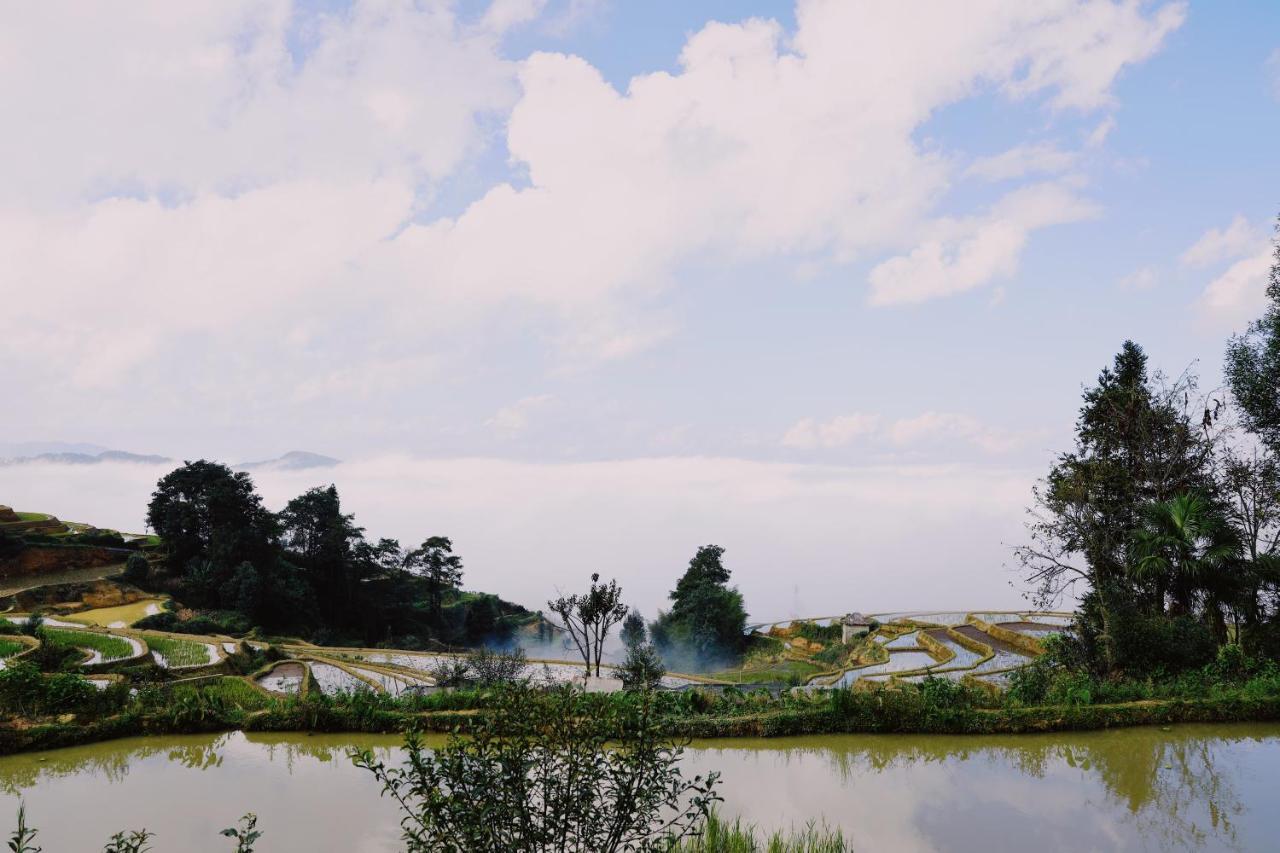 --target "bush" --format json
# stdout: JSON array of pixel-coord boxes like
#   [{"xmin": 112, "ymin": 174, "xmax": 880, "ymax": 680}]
[
  {"xmin": 0, "ymin": 662, "xmax": 127, "ymax": 717},
  {"xmin": 351, "ymin": 685, "xmax": 720, "ymax": 851},
  {"xmin": 122, "ymin": 553, "xmax": 149, "ymax": 585}
]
